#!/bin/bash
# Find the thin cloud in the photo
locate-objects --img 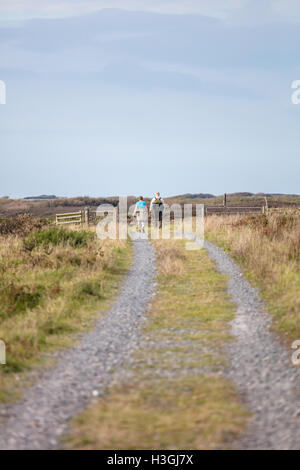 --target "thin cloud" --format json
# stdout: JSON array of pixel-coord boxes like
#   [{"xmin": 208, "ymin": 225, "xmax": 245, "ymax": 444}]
[{"xmin": 0, "ymin": 0, "xmax": 289, "ymax": 22}]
